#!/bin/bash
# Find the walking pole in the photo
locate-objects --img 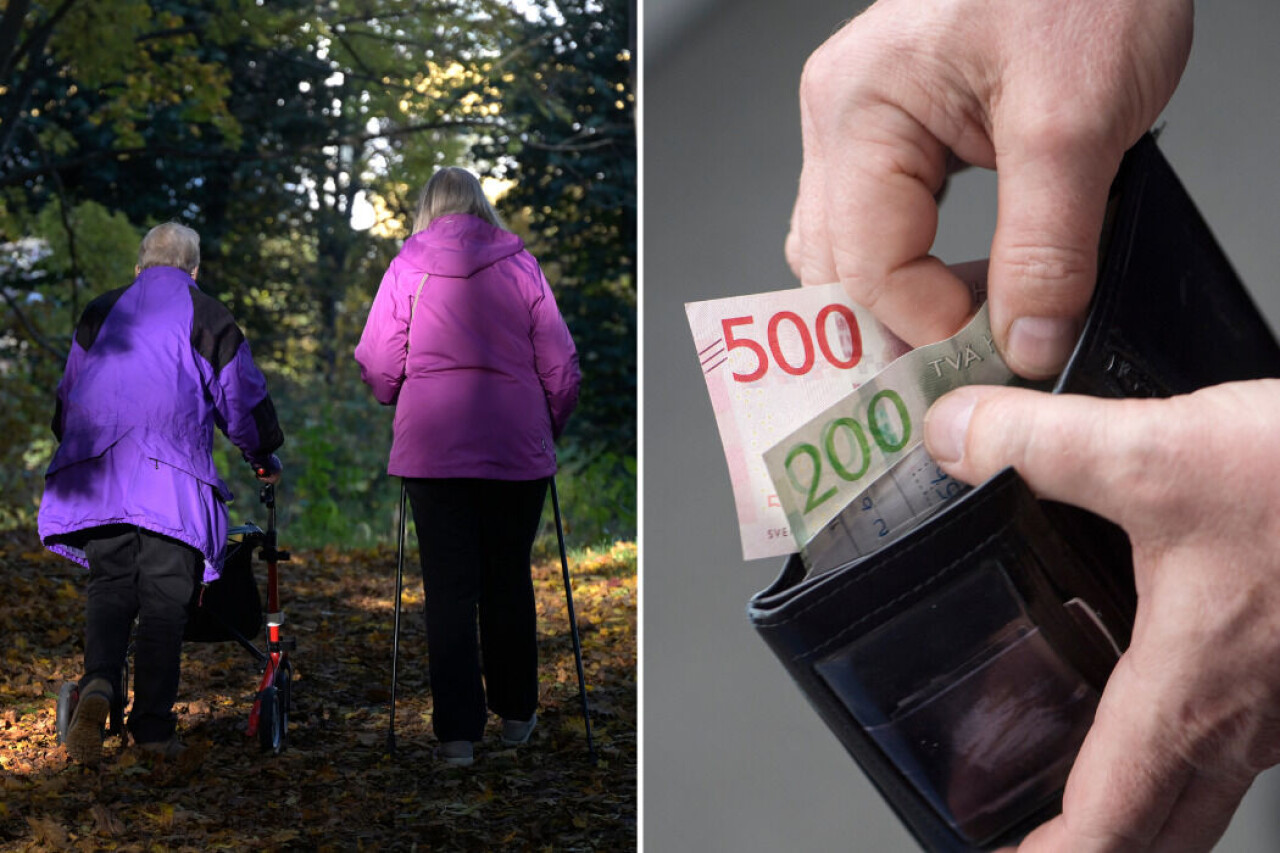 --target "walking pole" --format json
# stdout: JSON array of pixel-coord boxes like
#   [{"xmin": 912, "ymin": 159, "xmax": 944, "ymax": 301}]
[
  {"xmin": 387, "ymin": 478, "xmax": 408, "ymax": 756},
  {"xmin": 550, "ymin": 476, "xmax": 596, "ymax": 762}
]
